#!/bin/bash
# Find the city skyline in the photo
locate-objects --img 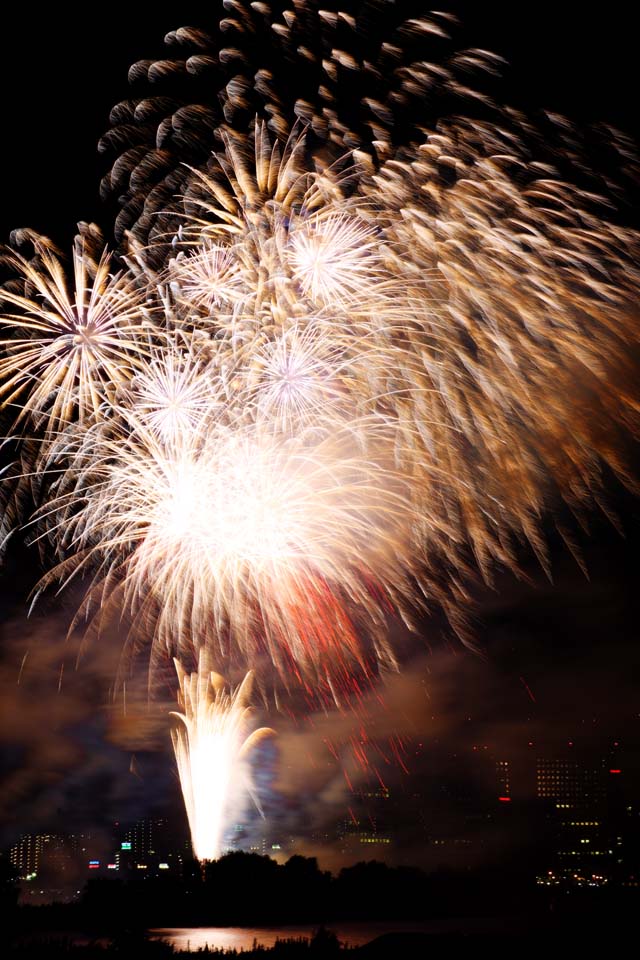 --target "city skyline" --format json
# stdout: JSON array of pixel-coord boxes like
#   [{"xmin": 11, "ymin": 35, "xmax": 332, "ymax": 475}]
[{"xmin": 7, "ymin": 730, "xmax": 638, "ymax": 901}]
